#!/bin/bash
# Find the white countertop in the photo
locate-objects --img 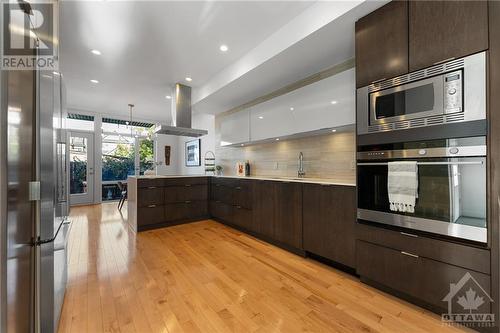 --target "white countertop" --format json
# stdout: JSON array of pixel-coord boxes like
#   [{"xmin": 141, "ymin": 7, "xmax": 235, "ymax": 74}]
[{"xmin": 129, "ymin": 174, "xmax": 355, "ymax": 187}]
